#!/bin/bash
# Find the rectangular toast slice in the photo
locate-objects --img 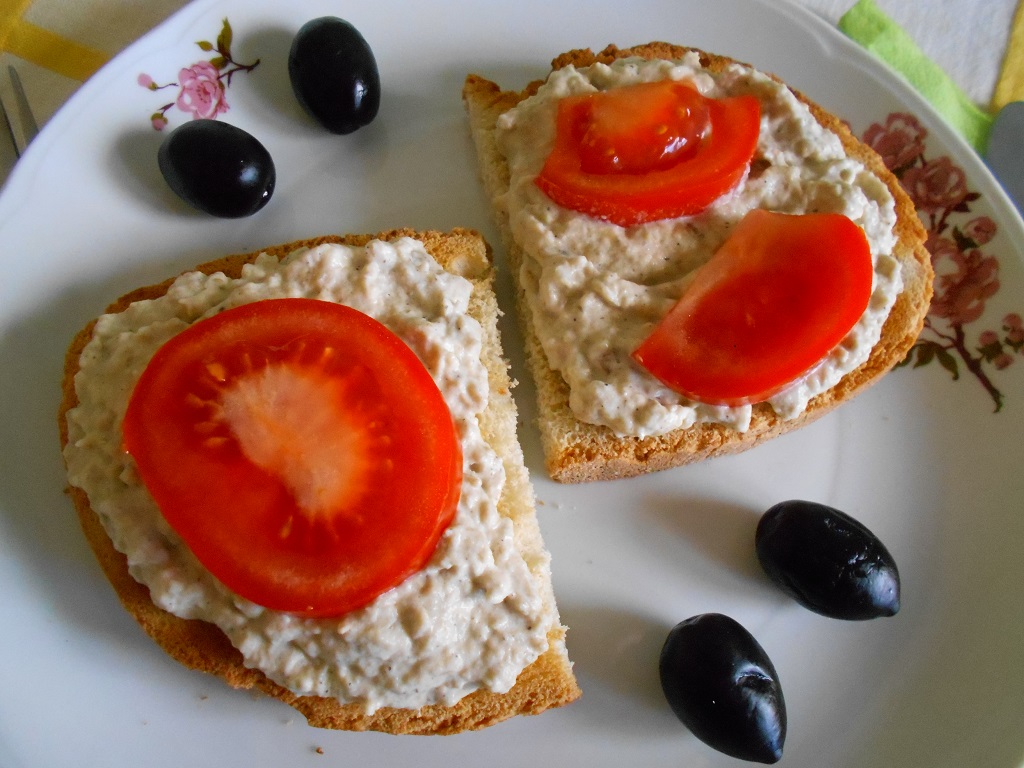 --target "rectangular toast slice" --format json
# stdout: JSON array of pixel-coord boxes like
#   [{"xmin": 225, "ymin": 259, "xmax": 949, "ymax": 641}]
[{"xmin": 59, "ymin": 228, "xmax": 580, "ymax": 734}]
